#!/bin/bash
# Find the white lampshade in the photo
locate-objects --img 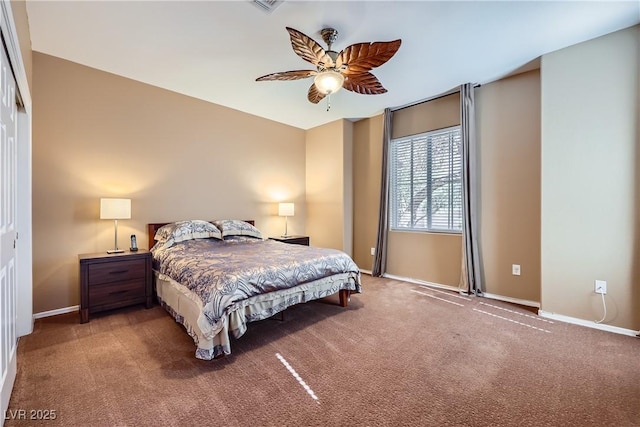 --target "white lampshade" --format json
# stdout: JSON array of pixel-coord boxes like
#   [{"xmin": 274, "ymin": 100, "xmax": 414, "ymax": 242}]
[
  {"xmin": 278, "ymin": 202, "xmax": 294, "ymax": 217},
  {"xmin": 100, "ymin": 198, "xmax": 131, "ymax": 220},
  {"xmin": 313, "ymin": 70, "xmax": 344, "ymax": 95}
]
